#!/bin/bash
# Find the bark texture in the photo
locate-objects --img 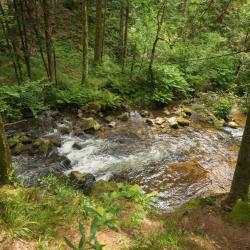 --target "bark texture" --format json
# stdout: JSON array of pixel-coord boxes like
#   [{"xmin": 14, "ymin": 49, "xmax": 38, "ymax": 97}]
[
  {"xmin": 226, "ymin": 107, "xmax": 250, "ymax": 205},
  {"xmin": 0, "ymin": 115, "xmax": 13, "ymax": 185},
  {"xmin": 82, "ymin": 0, "xmax": 88, "ymax": 83}
]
